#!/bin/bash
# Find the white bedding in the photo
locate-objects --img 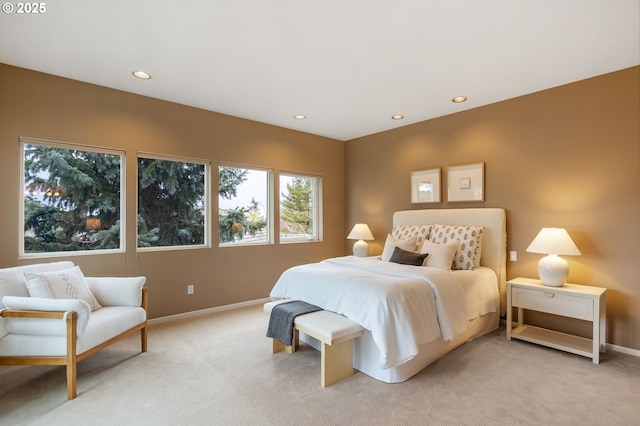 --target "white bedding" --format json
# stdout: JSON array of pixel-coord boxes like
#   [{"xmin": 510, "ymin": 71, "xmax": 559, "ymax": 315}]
[{"xmin": 269, "ymin": 255, "xmax": 498, "ymax": 369}]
